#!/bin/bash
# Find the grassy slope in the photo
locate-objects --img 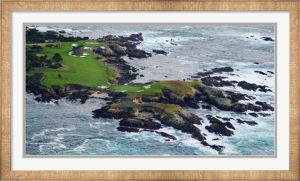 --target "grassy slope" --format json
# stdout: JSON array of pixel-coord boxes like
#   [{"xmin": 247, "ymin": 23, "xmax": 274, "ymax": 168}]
[
  {"xmin": 27, "ymin": 40, "xmax": 115, "ymax": 88},
  {"xmin": 27, "ymin": 40, "xmax": 199, "ymax": 115},
  {"xmin": 110, "ymin": 81, "xmax": 200, "ymax": 115},
  {"xmin": 110, "ymin": 81, "xmax": 200, "ymax": 97}
]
